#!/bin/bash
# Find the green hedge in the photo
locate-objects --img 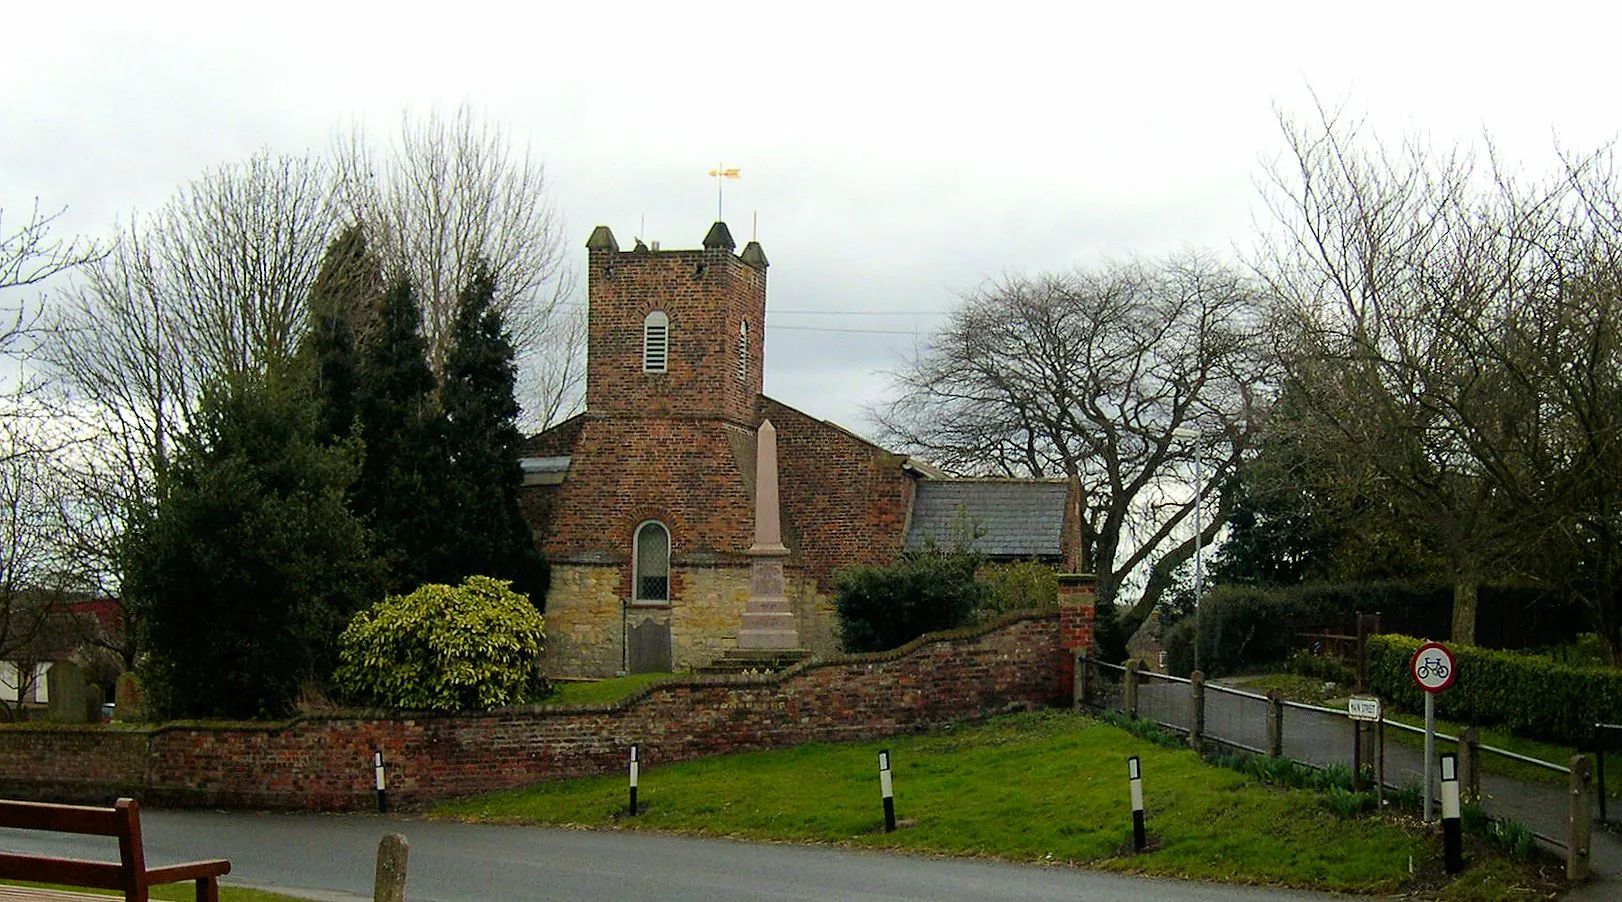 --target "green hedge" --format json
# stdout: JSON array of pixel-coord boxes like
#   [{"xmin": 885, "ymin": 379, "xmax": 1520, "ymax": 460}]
[
  {"xmin": 833, "ymin": 552, "xmax": 984, "ymax": 653},
  {"xmin": 1367, "ymin": 634, "xmax": 1622, "ymax": 747}
]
